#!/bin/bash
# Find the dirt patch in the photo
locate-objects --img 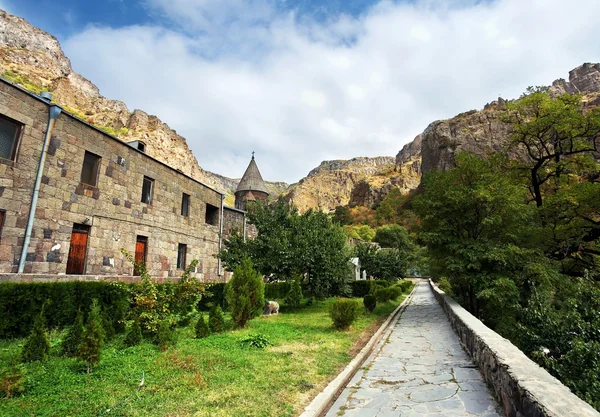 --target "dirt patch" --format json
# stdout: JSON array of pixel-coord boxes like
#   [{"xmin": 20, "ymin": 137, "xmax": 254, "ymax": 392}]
[{"xmin": 348, "ymin": 316, "xmax": 388, "ymax": 357}]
